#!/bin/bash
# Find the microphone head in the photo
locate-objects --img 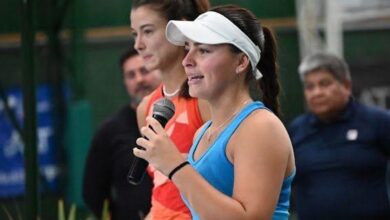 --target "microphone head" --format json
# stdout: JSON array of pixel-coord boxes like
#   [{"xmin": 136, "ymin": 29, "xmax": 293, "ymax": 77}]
[{"xmin": 153, "ymin": 98, "xmax": 175, "ymax": 121}]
